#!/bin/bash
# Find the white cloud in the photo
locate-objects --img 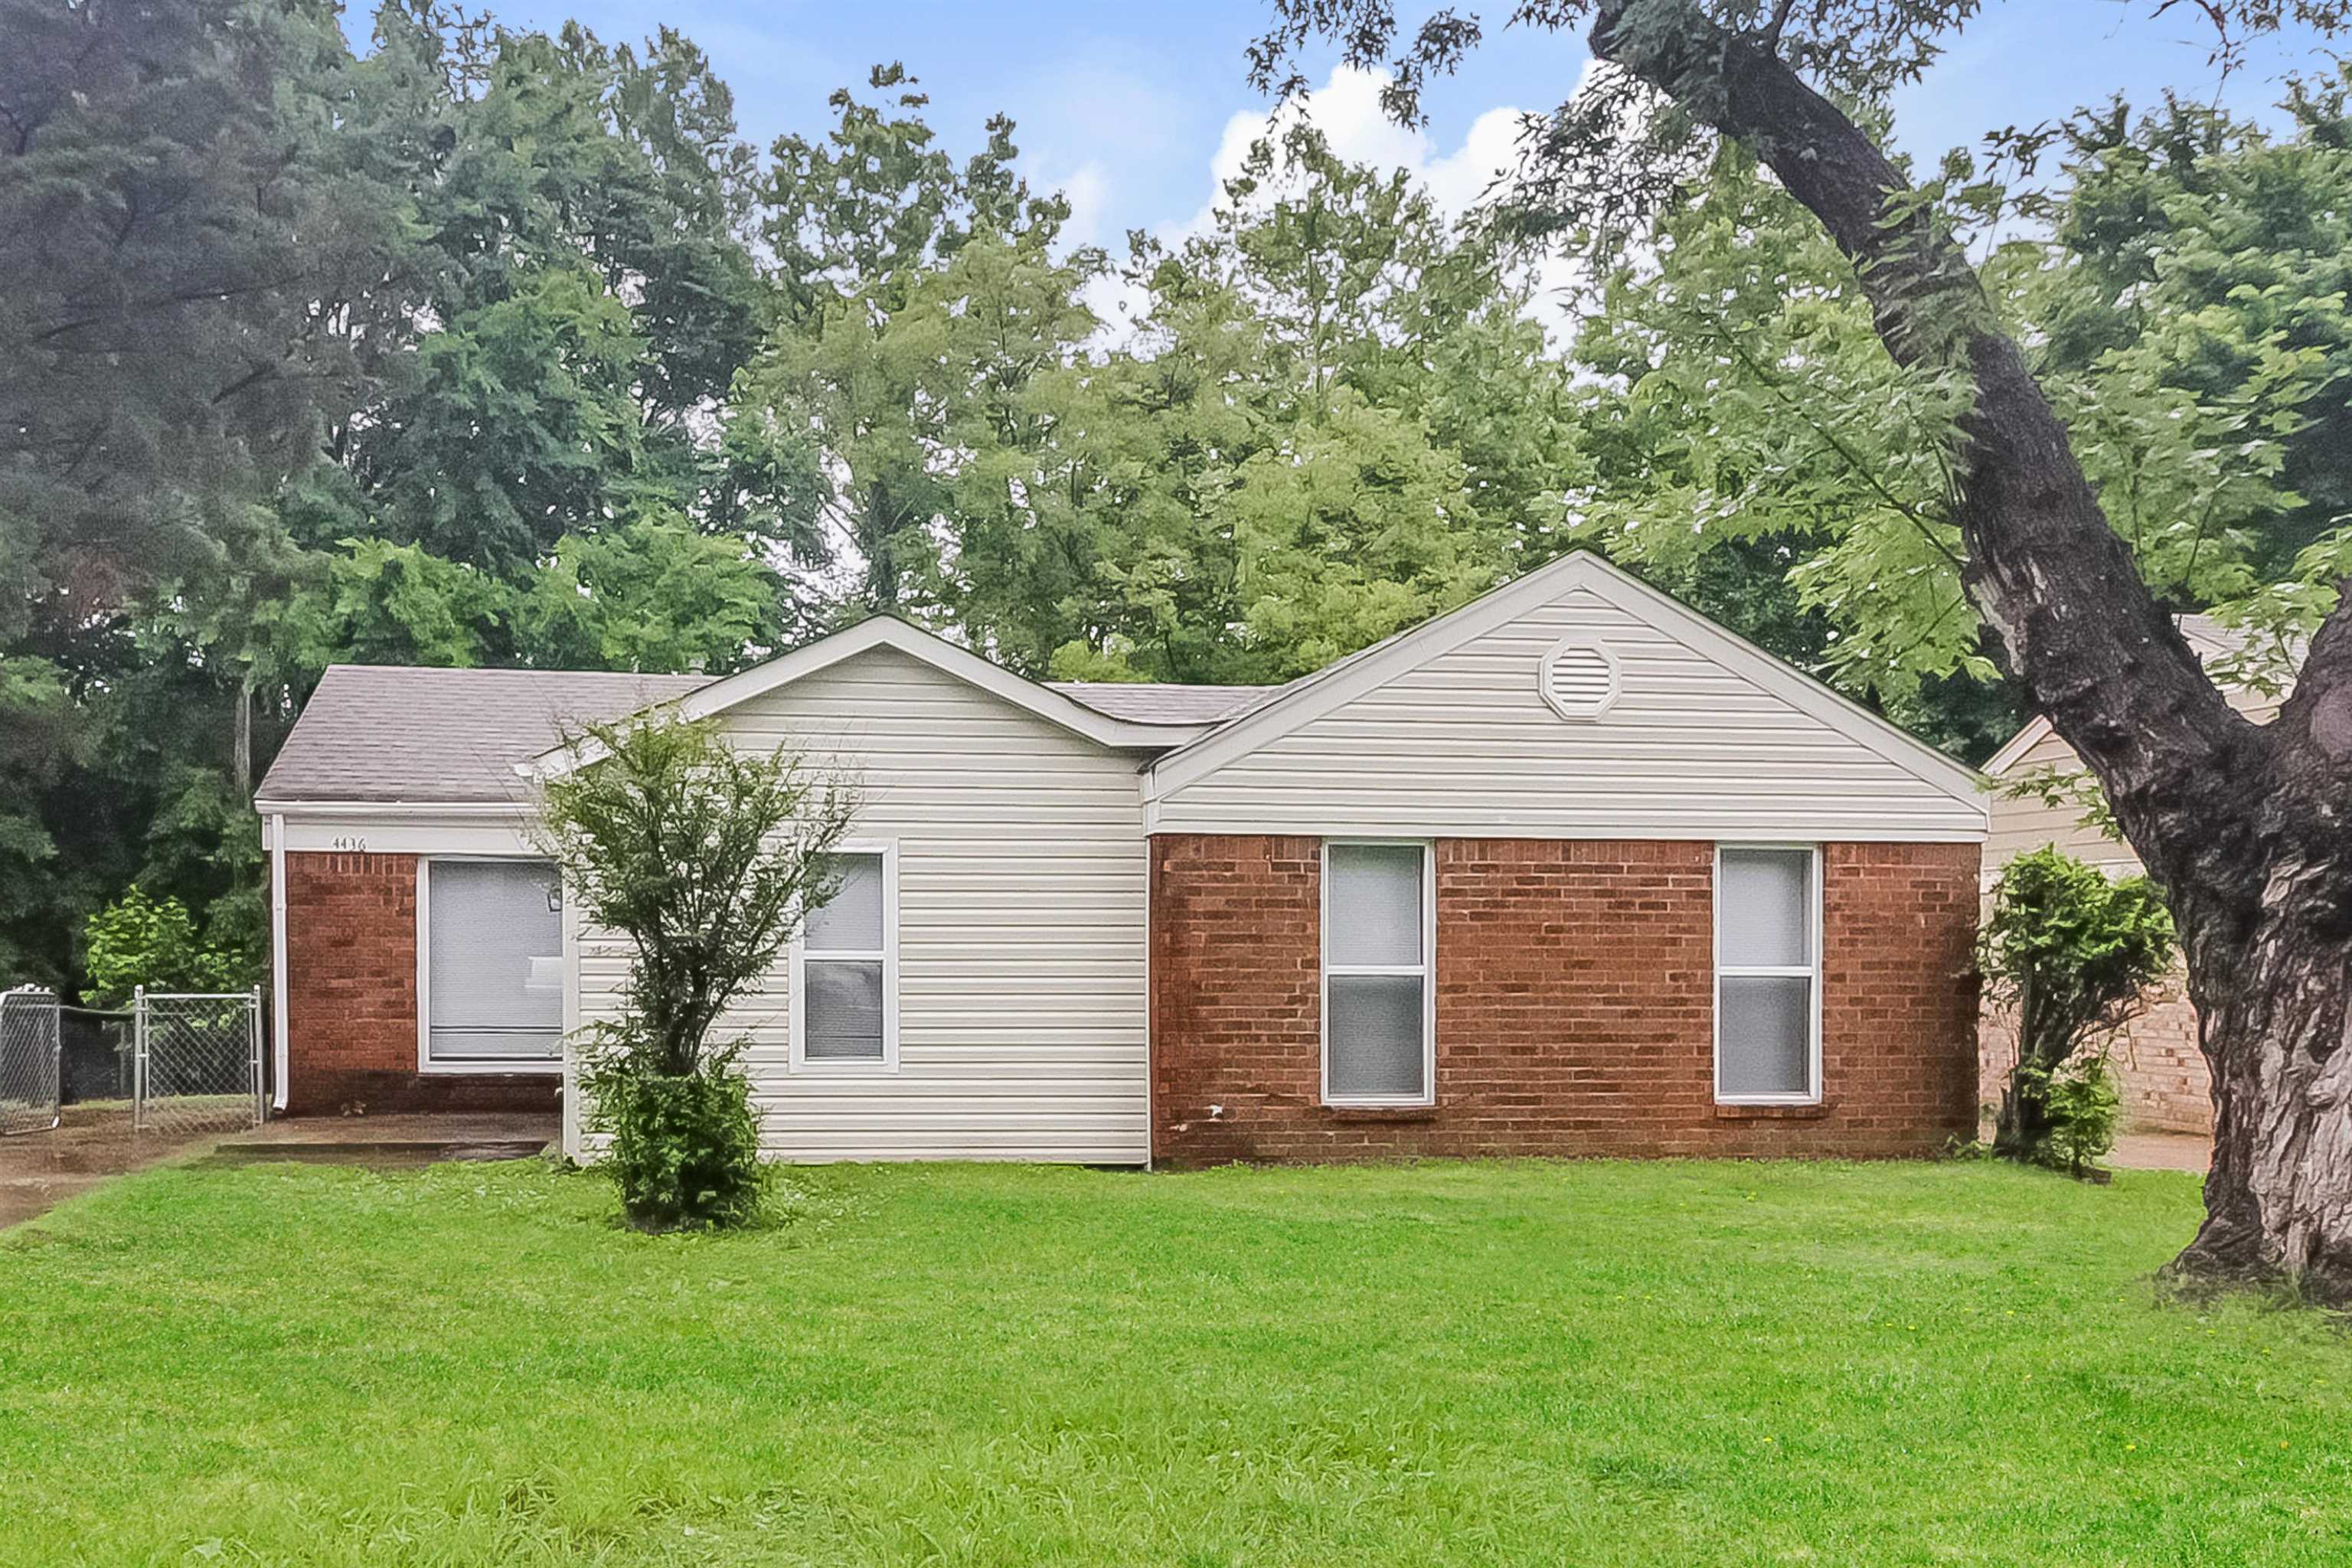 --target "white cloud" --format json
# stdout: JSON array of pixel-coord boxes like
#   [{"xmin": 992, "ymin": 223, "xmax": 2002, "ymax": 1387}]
[
  {"xmin": 1197, "ymin": 64, "xmax": 1532, "ymax": 225},
  {"xmin": 1156, "ymin": 63, "xmax": 1600, "ymax": 343},
  {"xmin": 1056, "ymin": 161, "xmax": 1114, "ymax": 249}
]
